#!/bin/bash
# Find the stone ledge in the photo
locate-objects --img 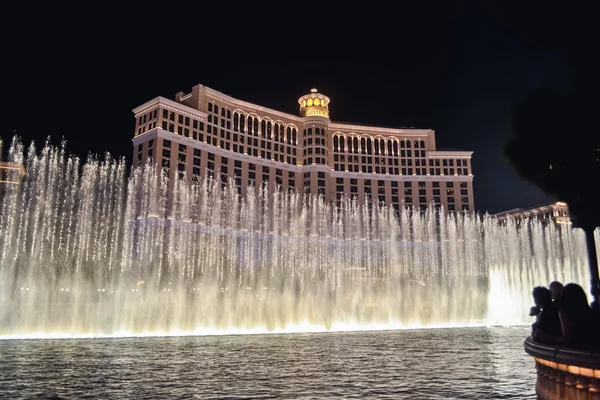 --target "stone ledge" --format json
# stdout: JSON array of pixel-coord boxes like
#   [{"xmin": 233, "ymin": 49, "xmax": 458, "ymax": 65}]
[
  {"xmin": 524, "ymin": 337, "xmax": 600, "ymax": 375},
  {"xmin": 524, "ymin": 337, "xmax": 600, "ymax": 399}
]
